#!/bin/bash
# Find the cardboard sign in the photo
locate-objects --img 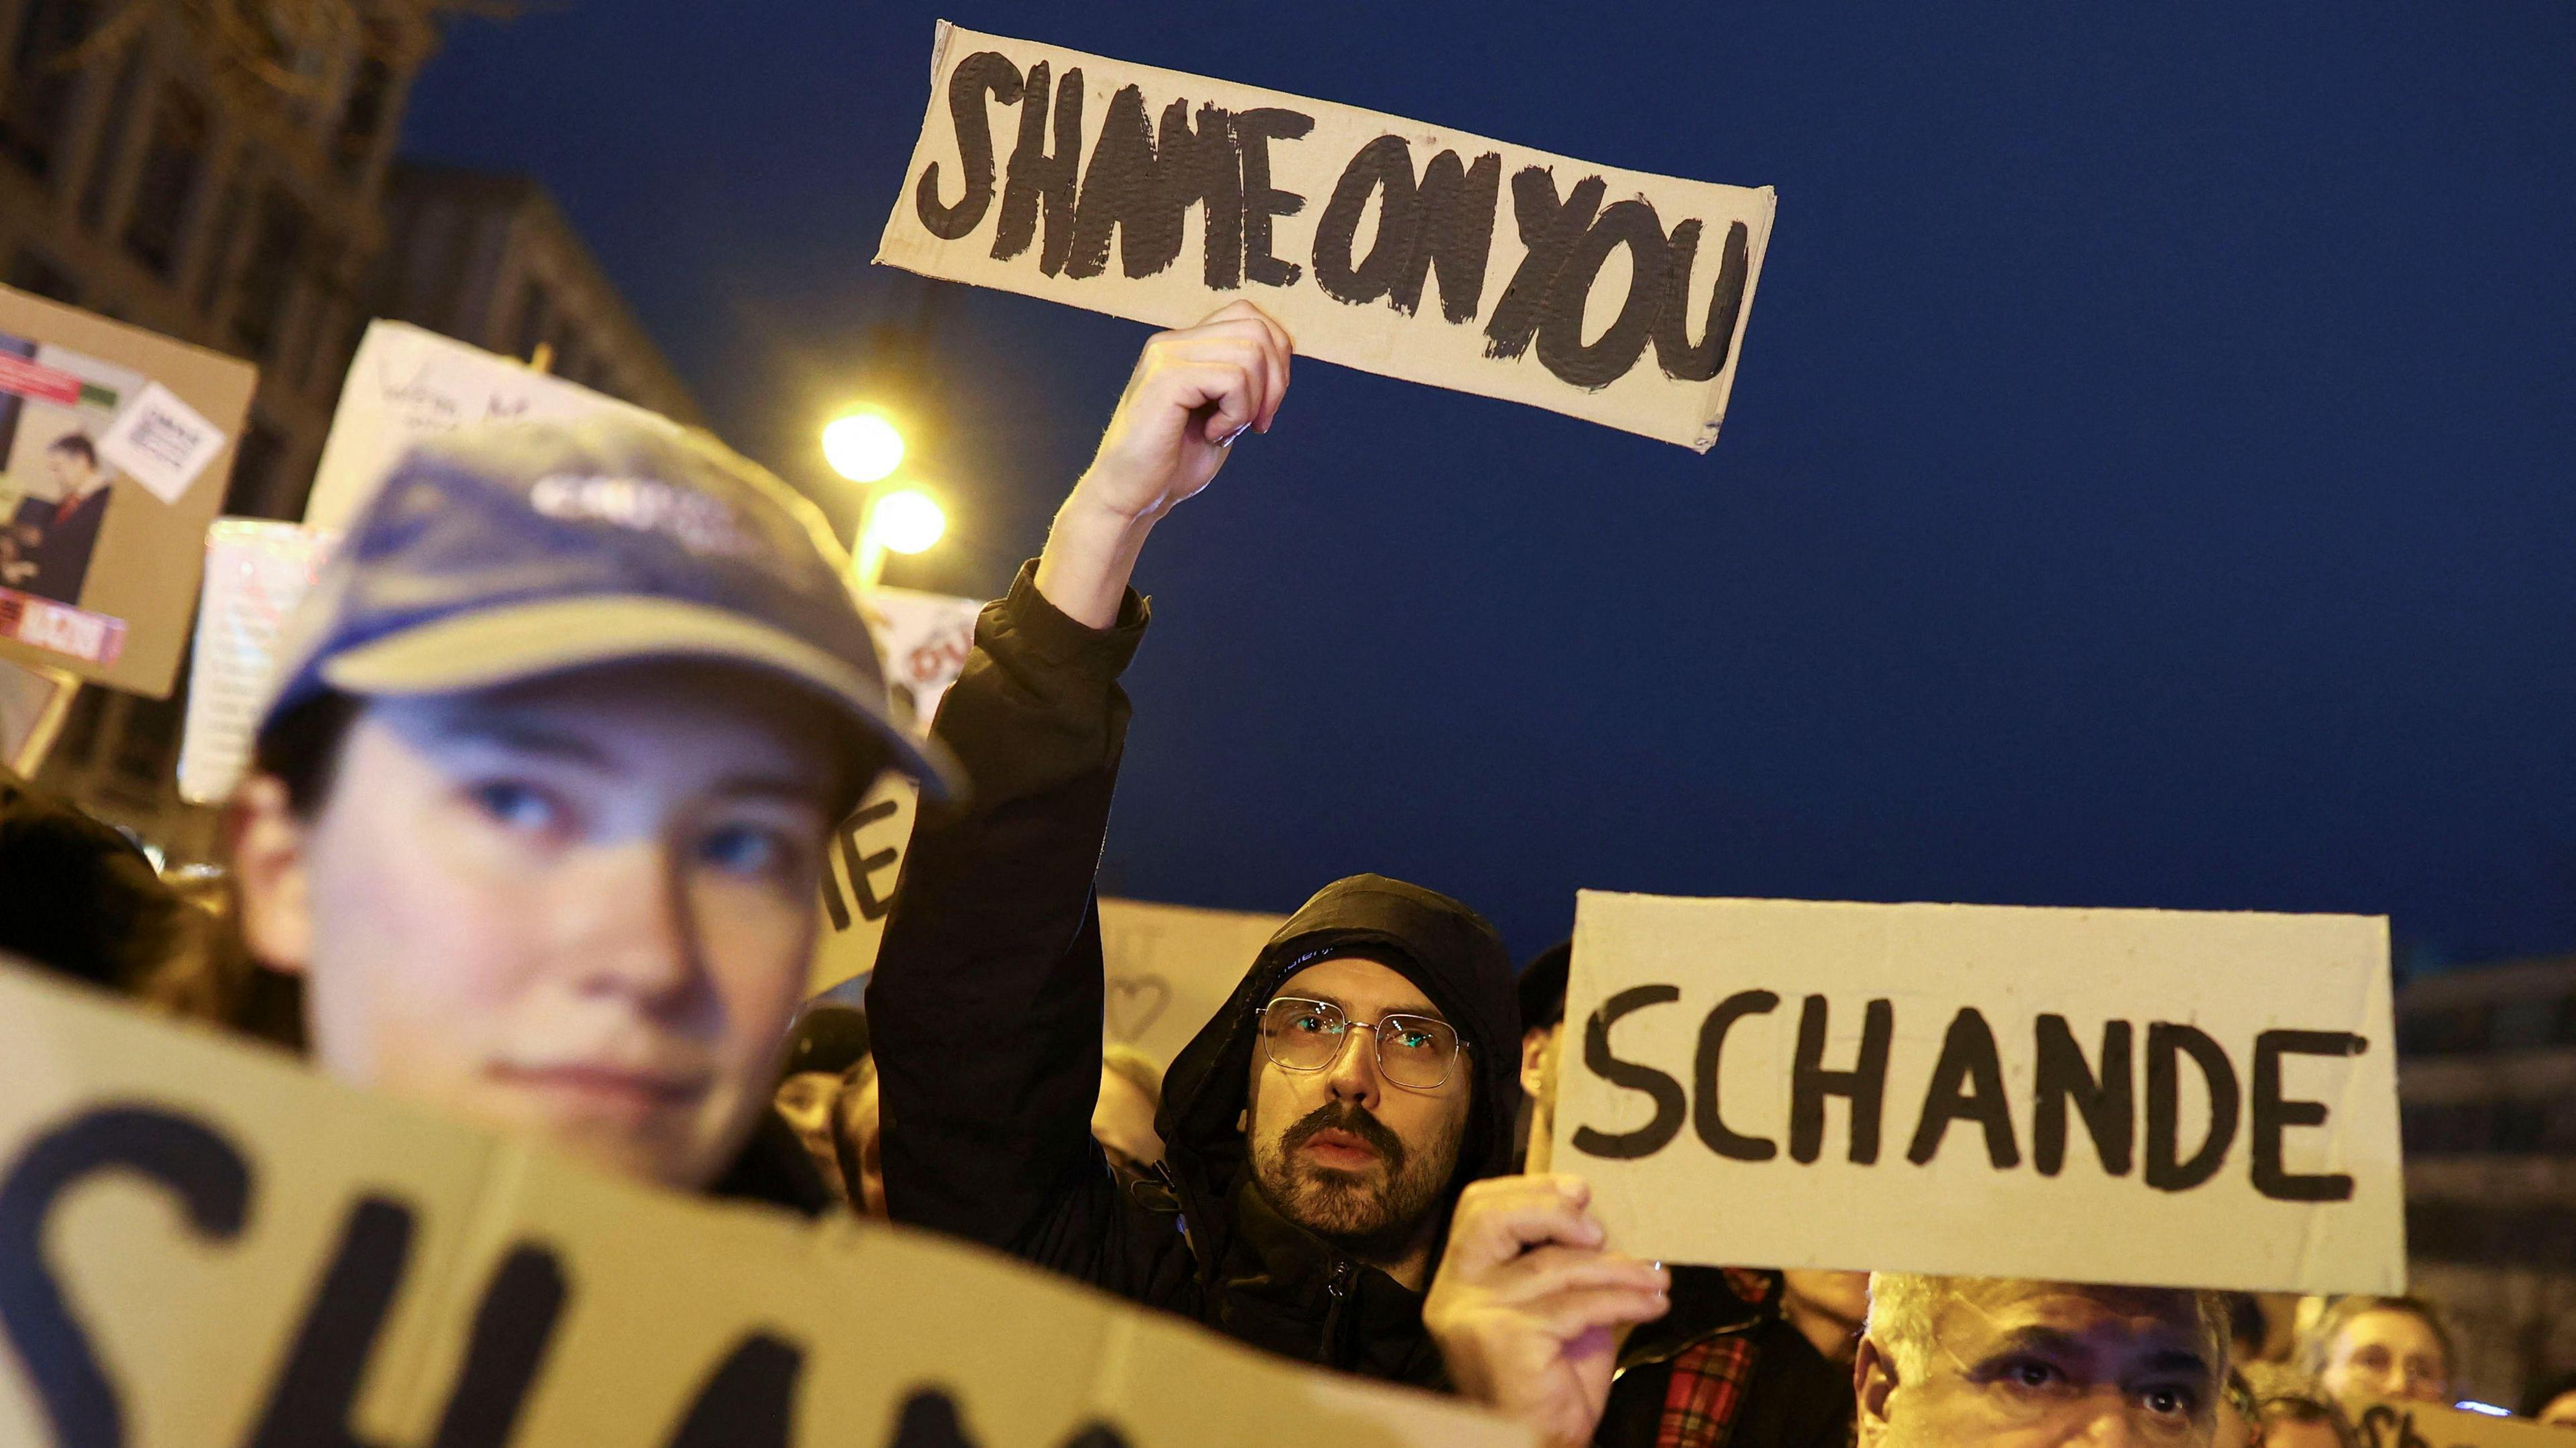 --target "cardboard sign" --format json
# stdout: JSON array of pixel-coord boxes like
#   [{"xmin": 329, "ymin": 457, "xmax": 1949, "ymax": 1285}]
[
  {"xmin": 176, "ymin": 520, "xmax": 339, "ymax": 803},
  {"xmin": 807, "ymin": 588, "xmax": 987, "ymax": 996},
  {"xmin": 879, "ymin": 23, "xmax": 1776, "ymax": 451},
  {"xmin": 305, "ymin": 321, "xmax": 680, "ymax": 530},
  {"xmin": 0, "ymin": 963, "xmax": 1524, "ymax": 1448},
  {"xmin": 1099, "ymin": 898, "xmax": 1289, "ymax": 1069},
  {"xmin": 0, "ymin": 286, "xmax": 256, "ymax": 695},
  {"xmin": 1552, "ymin": 892, "xmax": 2404, "ymax": 1295},
  {"xmin": 2354, "ymin": 1402, "xmax": 2563, "ymax": 1448}
]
